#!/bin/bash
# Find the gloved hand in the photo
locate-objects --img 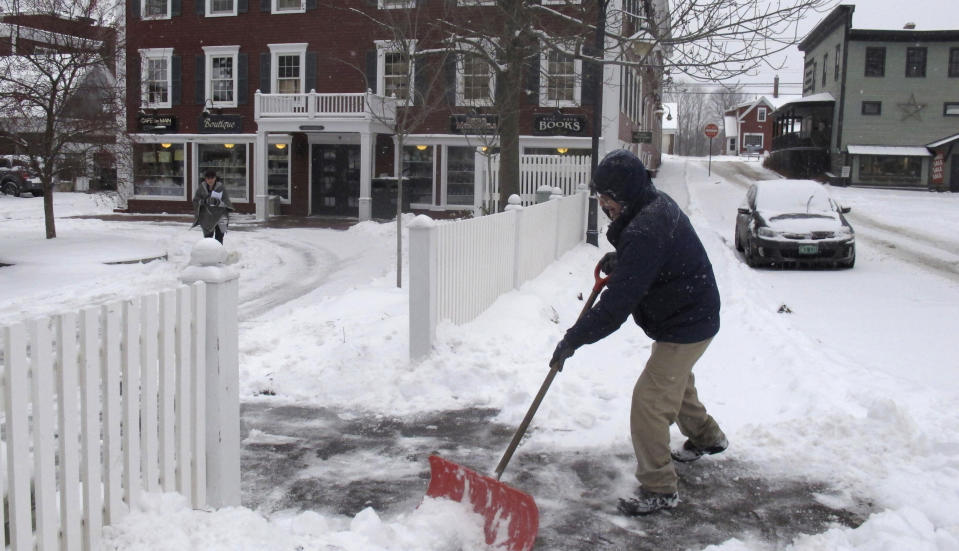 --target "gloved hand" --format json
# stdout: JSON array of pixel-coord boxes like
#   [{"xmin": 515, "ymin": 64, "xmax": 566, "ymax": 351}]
[
  {"xmin": 550, "ymin": 339, "xmax": 575, "ymax": 371},
  {"xmin": 207, "ymin": 196, "xmax": 221, "ymax": 207},
  {"xmin": 599, "ymin": 252, "xmax": 618, "ymax": 276}
]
